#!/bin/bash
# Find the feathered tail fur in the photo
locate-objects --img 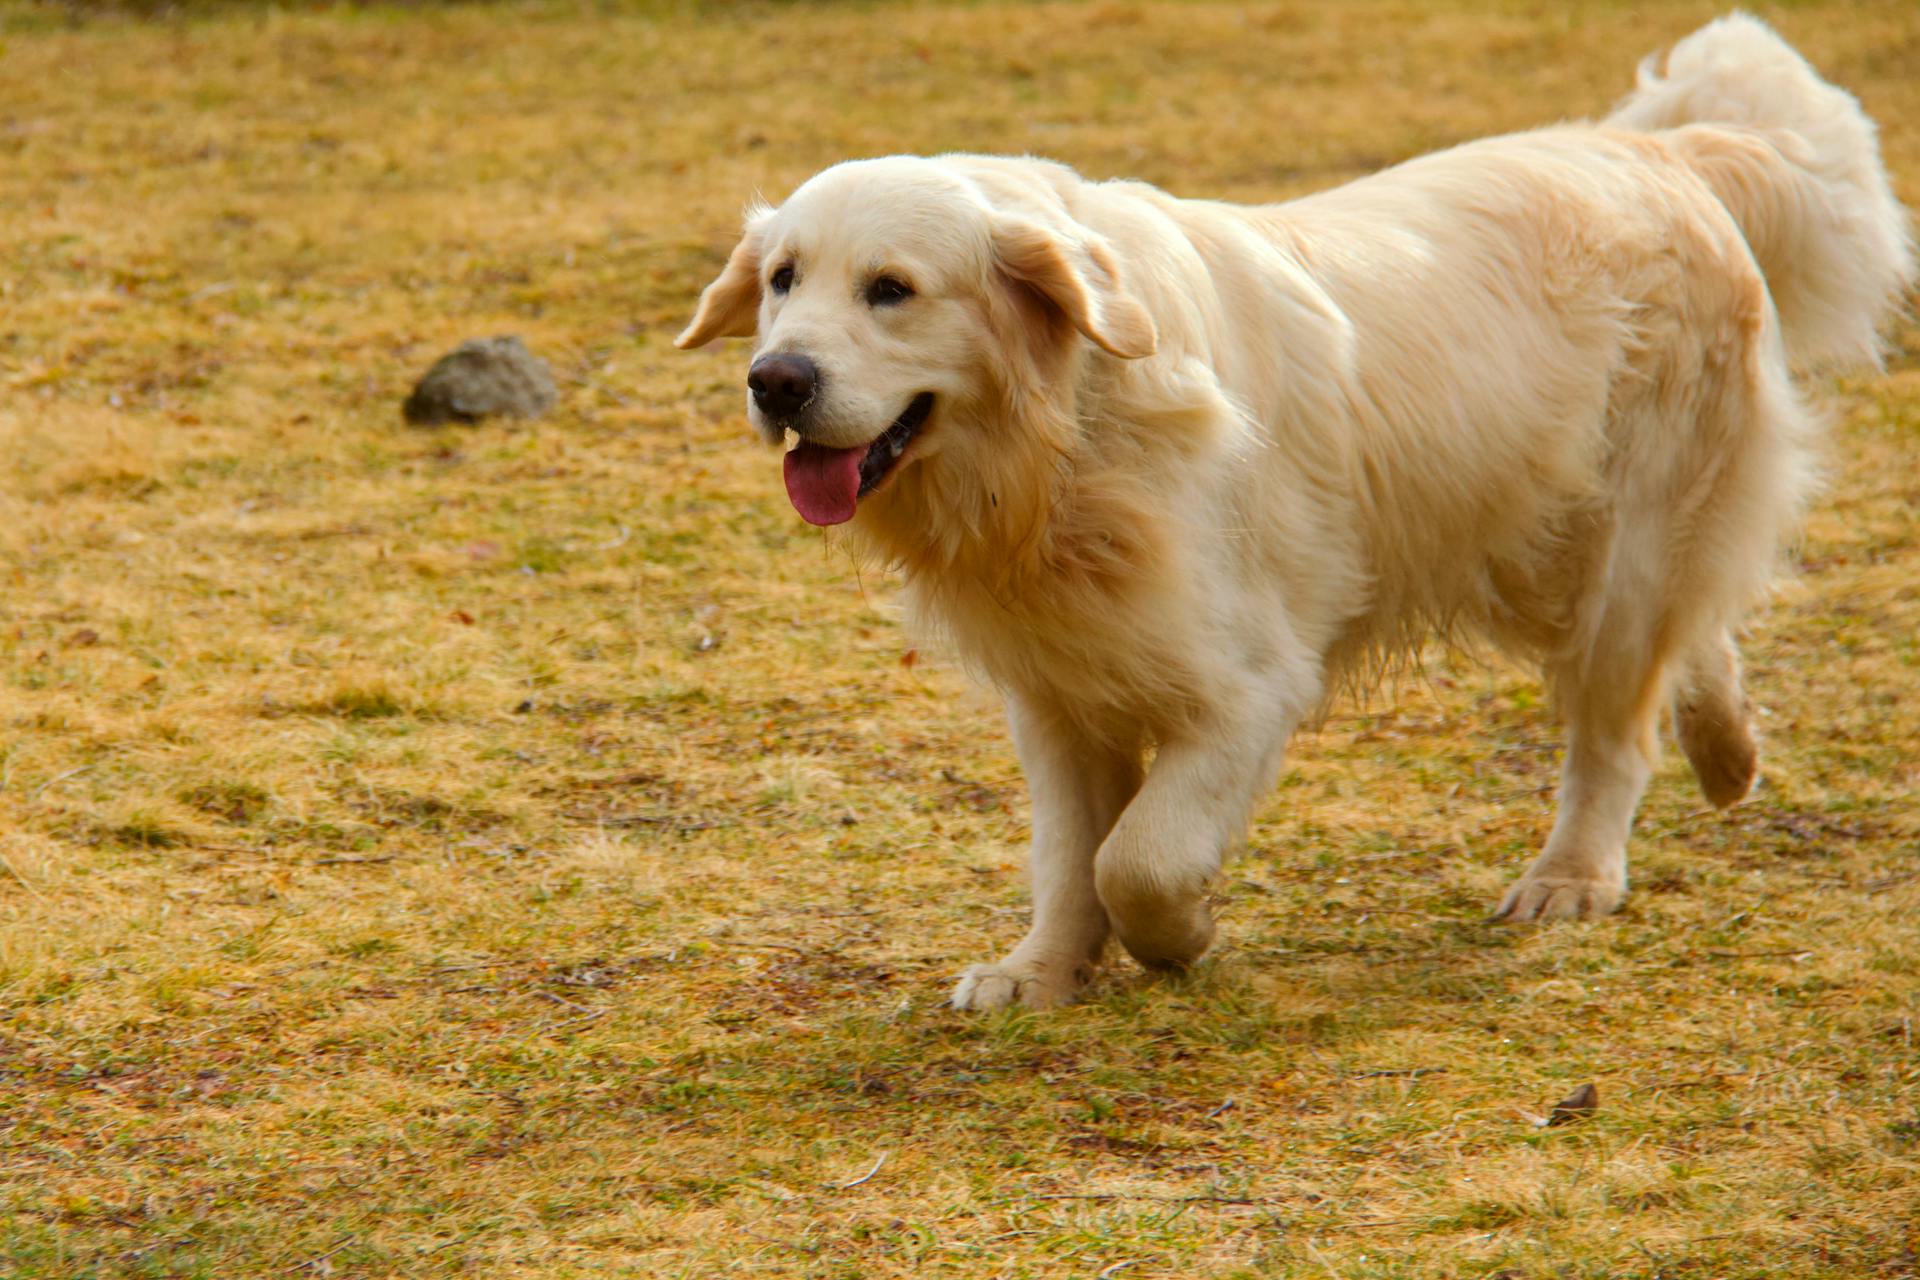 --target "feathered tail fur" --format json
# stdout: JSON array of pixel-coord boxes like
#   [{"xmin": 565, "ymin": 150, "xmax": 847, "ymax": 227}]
[{"xmin": 1608, "ymin": 13, "xmax": 1915, "ymax": 369}]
